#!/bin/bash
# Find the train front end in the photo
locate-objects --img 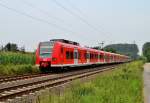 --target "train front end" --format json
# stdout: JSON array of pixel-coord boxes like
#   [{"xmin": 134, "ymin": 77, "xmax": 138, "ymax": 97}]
[{"xmin": 36, "ymin": 41, "xmax": 54, "ymax": 72}]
